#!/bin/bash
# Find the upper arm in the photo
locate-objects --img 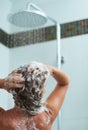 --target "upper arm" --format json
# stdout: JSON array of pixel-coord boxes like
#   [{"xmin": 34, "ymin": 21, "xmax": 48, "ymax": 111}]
[{"xmin": 46, "ymin": 83, "xmax": 69, "ymax": 118}]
